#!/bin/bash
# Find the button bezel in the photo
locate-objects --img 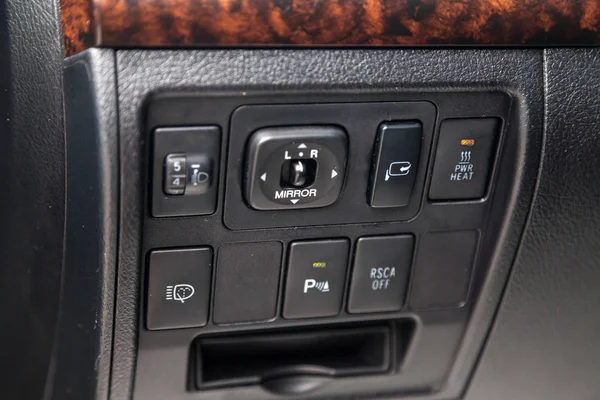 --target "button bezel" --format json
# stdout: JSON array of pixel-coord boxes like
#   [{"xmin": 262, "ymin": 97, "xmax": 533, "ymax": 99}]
[{"xmin": 224, "ymin": 102, "xmax": 436, "ymax": 229}]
